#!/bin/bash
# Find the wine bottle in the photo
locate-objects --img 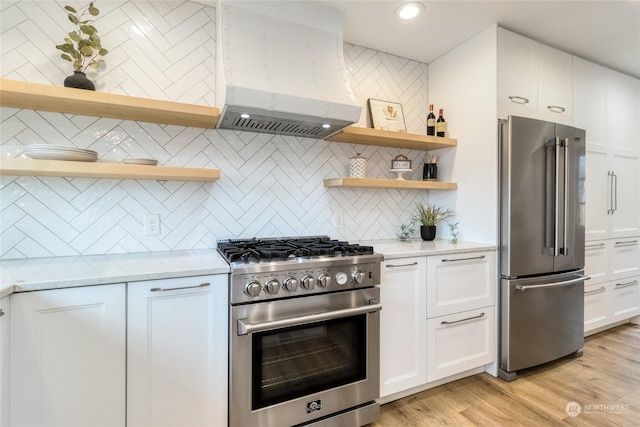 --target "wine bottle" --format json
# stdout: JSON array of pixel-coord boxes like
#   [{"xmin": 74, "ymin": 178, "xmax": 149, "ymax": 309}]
[
  {"xmin": 436, "ymin": 109, "xmax": 446, "ymax": 137},
  {"xmin": 426, "ymin": 104, "xmax": 436, "ymax": 136}
]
